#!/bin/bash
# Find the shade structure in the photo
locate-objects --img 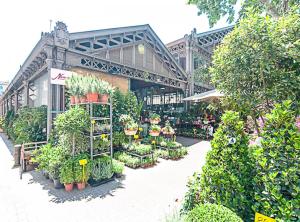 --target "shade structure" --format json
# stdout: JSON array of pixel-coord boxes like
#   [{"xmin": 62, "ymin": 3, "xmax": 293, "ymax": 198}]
[{"xmin": 183, "ymin": 89, "xmax": 224, "ymax": 102}]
